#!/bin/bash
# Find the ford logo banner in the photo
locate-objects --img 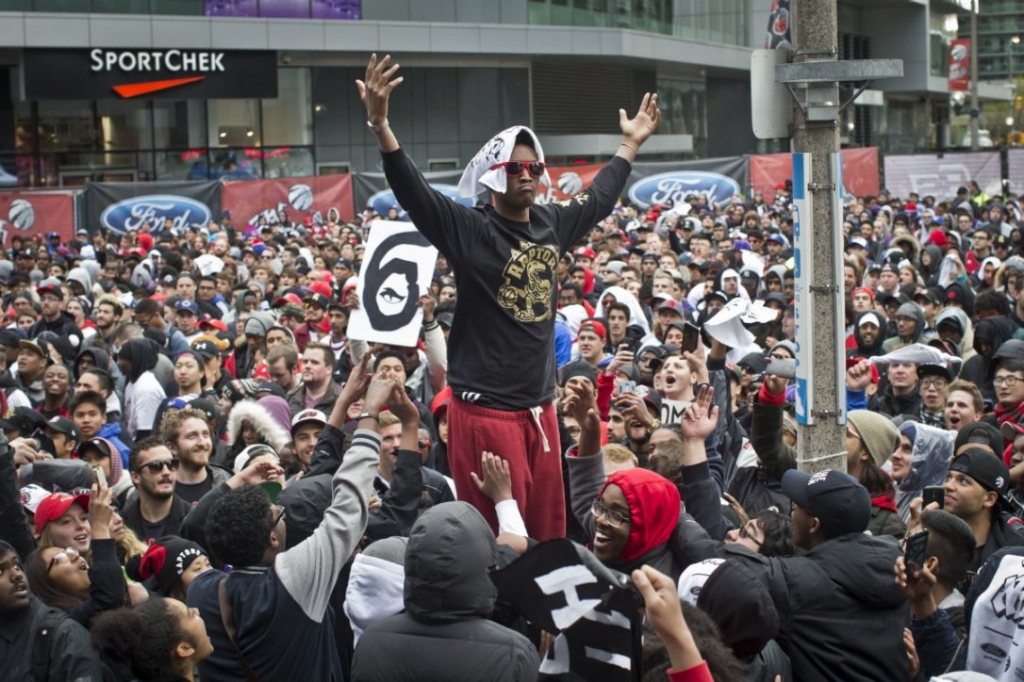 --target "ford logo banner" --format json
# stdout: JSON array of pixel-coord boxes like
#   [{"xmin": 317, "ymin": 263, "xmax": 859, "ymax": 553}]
[
  {"xmin": 628, "ymin": 171, "xmax": 740, "ymax": 209},
  {"xmin": 100, "ymin": 194, "xmax": 213, "ymax": 234},
  {"xmin": 367, "ymin": 185, "xmax": 475, "ymax": 220}
]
